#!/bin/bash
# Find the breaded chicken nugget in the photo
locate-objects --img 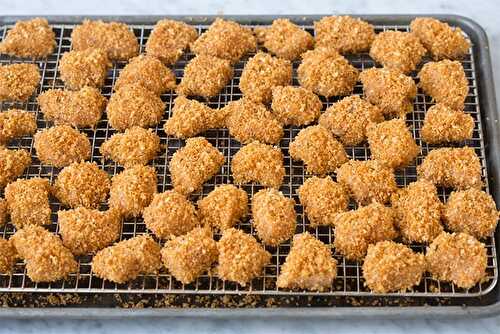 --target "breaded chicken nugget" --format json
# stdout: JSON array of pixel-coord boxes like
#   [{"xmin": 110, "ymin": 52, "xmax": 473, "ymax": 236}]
[
  {"xmin": 92, "ymin": 235, "xmax": 161, "ymax": 284},
  {"xmin": 314, "ymin": 16, "xmax": 375, "ymax": 54},
  {"xmin": 0, "ymin": 18, "xmax": 55, "ymax": 58},
  {"xmin": 108, "ymin": 165, "xmax": 157, "ymax": 218},
  {"xmin": 277, "ymin": 232, "xmax": 337, "ymax": 291},
  {"xmin": 34, "ymin": 125, "xmax": 91, "ymax": 167},
  {"xmin": 145, "ymin": 19, "xmax": 198, "ymax": 65},
  {"xmin": 297, "ymin": 176, "xmax": 349, "ymax": 227},
  {"xmin": 197, "ymin": 184, "xmax": 248, "ymax": 231},
  {"xmin": 0, "ymin": 109, "xmax": 37, "ymax": 144},
  {"xmin": 71, "ymin": 20, "xmax": 139, "ymax": 61},
  {"xmin": 0, "ymin": 63, "xmax": 40, "ymax": 101},
  {"xmin": 217, "ymin": 228, "xmax": 271, "ymax": 286},
  {"xmin": 107, "ymin": 84, "xmax": 165, "ymax": 131},
  {"xmin": 336, "ymin": 159, "xmax": 397, "ymax": 205},
  {"xmin": 359, "ymin": 67, "xmax": 417, "ymax": 118},
  {"xmin": 0, "ymin": 147, "xmax": 31, "ymax": 189},
  {"xmin": 421, "ymin": 104, "xmax": 474, "ymax": 144},
  {"xmin": 58, "ymin": 207, "xmax": 121, "ymax": 255},
  {"xmin": 0, "ymin": 198, "xmax": 7, "ymax": 227},
  {"xmin": 418, "ymin": 60, "xmax": 468, "ymax": 110},
  {"xmin": 231, "ymin": 142, "xmax": 284, "ymax": 188},
  {"xmin": 169, "ymin": 137, "xmax": 224, "ymax": 195},
  {"xmin": 0, "ymin": 238, "xmax": 17, "ymax": 273},
  {"xmin": 161, "ymin": 227, "xmax": 218, "ymax": 284},
  {"xmin": 54, "ymin": 162, "xmax": 110, "ymax": 208},
  {"xmin": 270, "ymin": 86, "xmax": 321, "ymax": 126},
  {"xmin": 289, "ymin": 125, "xmax": 348, "ymax": 175},
  {"xmin": 59, "ymin": 49, "xmax": 110, "ymax": 90},
  {"xmin": 426, "ymin": 232, "xmax": 487, "ymax": 288},
  {"xmin": 417, "ymin": 147, "xmax": 482, "ymax": 189},
  {"xmin": 298, "ymin": 48, "xmax": 358, "ymax": 97}
]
